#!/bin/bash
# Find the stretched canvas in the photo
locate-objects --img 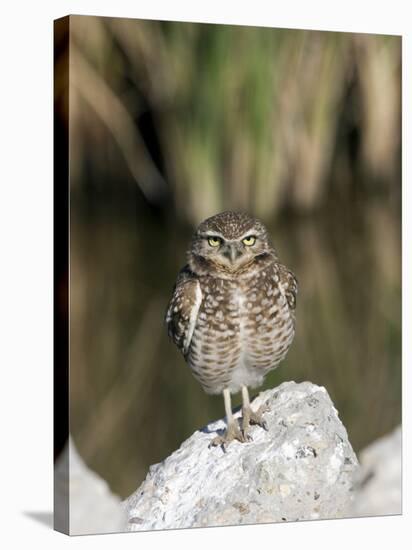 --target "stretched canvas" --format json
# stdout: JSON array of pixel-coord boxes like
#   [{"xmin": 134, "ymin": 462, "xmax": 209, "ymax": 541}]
[{"xmin": 54, "ymin": 14, "xmax": 402, "ymax": 535}]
